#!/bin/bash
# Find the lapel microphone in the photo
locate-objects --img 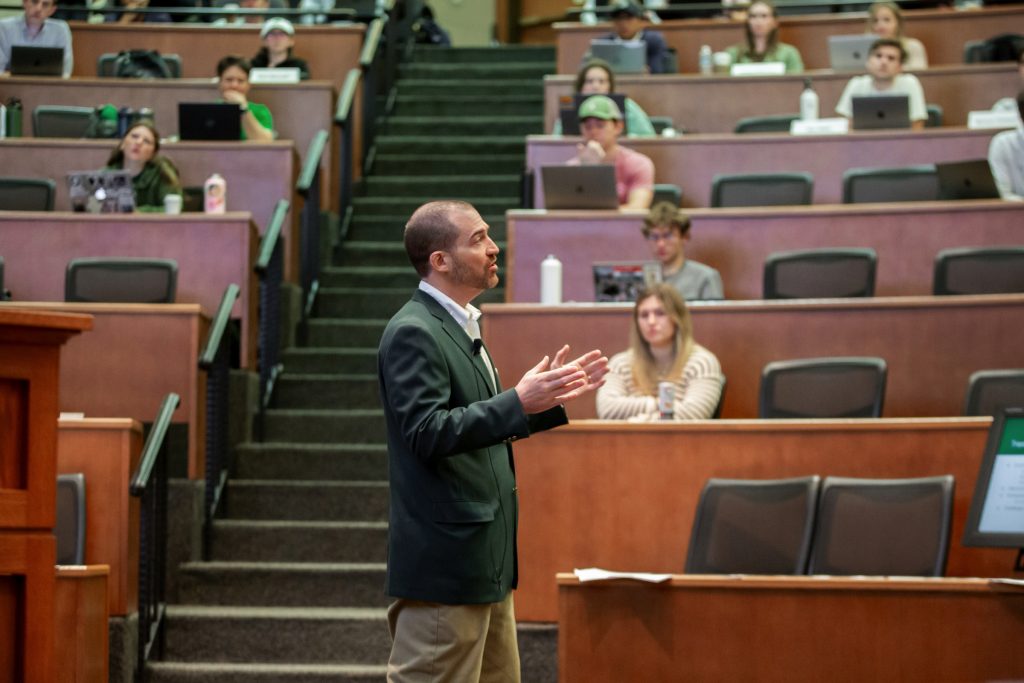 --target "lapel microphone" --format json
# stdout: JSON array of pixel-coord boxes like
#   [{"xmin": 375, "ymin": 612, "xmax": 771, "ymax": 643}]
[{"xmin": 472, "ymin": 338, "xmax": 483, "ymax": 356}]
